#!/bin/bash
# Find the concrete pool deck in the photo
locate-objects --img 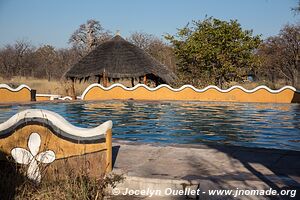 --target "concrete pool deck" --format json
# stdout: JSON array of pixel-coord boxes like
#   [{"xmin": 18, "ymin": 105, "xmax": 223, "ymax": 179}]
[{"xmin": 111, "ymin": 141, "xmax": 300, "ymax": 200}]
